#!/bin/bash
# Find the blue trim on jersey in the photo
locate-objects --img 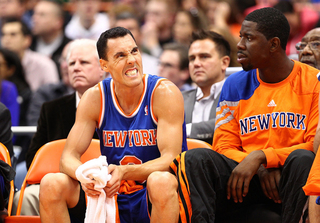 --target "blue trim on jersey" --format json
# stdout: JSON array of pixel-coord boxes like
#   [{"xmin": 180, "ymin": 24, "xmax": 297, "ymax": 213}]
[{"xmin": 219, "ymin": 69, "xmax": 260, "ymax": 103}]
